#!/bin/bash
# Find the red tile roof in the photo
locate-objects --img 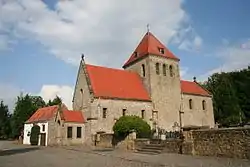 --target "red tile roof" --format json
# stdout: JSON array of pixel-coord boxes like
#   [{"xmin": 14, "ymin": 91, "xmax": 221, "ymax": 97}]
[
  {"xmin": 181, "ymin": 80, "xmax": 211, "ymax": 96},
  {"xmin": 63, "ymin": 110, "xmax": 85, "ymax": 123},
  {"xmin": 86, "ymin": 64, "xmax": 151, "ymax": 101},
  {"xmin": 26, "ymin": 105, "xmax": 85, "ymax": 123},
  {"xmin": 123, "ymin": 32, "xmax": 179, "ymax": 68},
  {"xmin": 26, "ymin": 105, "xmax": 58, "ymax": 123}
]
